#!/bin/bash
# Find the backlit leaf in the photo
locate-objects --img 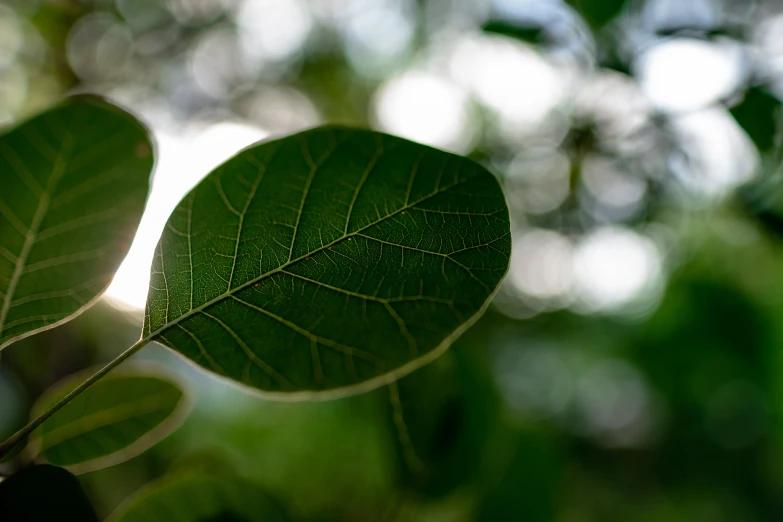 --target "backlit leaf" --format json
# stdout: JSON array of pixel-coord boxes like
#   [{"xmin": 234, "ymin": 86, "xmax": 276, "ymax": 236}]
[
  {"xmin": 29, "ymin": 366, "xmax": 189, "ymax": 473},
  {"xmin": 0, "ymin": 96, "xmax": 153, "ymax": 350},
  {"xmin": 143, "ymin": 127, "xmax": 511, "ymax": 397}
]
